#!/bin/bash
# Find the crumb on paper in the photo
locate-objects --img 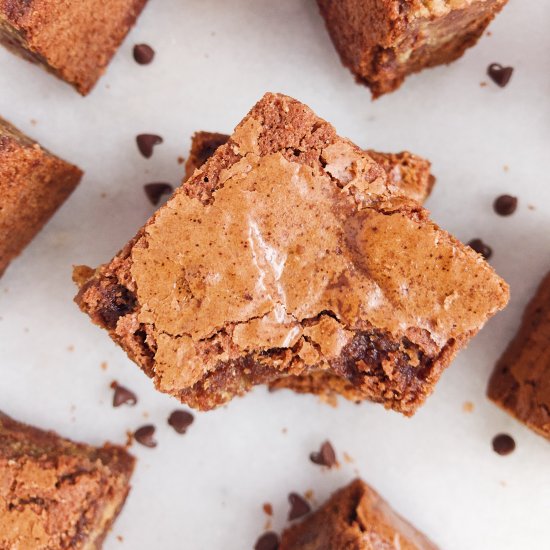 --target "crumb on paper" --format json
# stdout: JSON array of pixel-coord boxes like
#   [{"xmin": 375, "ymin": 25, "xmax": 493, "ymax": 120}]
[
  {"xmin": 500, "ymin": 480, "xmax": 507, "ymax": 487},
  {"xmin": 117, "ymin": 535, "xmax": 124, "ymax": 543},
  {"xmin": 480, "ymin": 81, "xmax": 488, "ymax": 87},
  {"xmin": 263, "ymin": 503, "xmax": 273, "ymax": 516},
  {"xmin": 319, "ymin": 393, "xmax": 338, "ymax": 408},
  {"xmin": 528, "ymin": 204, "xmax": 535, "ymax": 211},
  {"xmin": 67, "ymin": 345, "xmax": 74, "ymax": 352},
  {"xmin": 503, "ymin": 165, "xmax": 509, "ymax": 172},
  {"xmin": 30, "ymin": 119, "xmax": 37, "ymax": 126},
  {"xmin": 343, "ymin": 452, "xmax": 354, "ymax": 464},
  {"xmin": 101, "ymin": 361, "xmax": 108, "ymax": 371},
  {"xmin": 462, "ymin": 401, "xmax": 475, "ymax": 413},
  {"xmin": 304, "ymin": 489, "xmax": 314, "ymax": 503},
  {"xmin": 125, "ymin": 431, "xmax": 134, "ymax": 448},
  {"xmin": 100, "ymin": 192, "xmax": 108, "ymax": 199},
  {"xmin": 486, "ymin": 30, "xmax": 492, "ymax": 37},
  {"xmin": 281, "ymin": 427, "xmax": 287, "ymax": 434},
  {"xmin": 177, "ymin": 156, "xmax": 185, "ymax": 164},
  {"xmin": 143, "ymin": 411, "xmax": 149, "ymax": 419}
]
